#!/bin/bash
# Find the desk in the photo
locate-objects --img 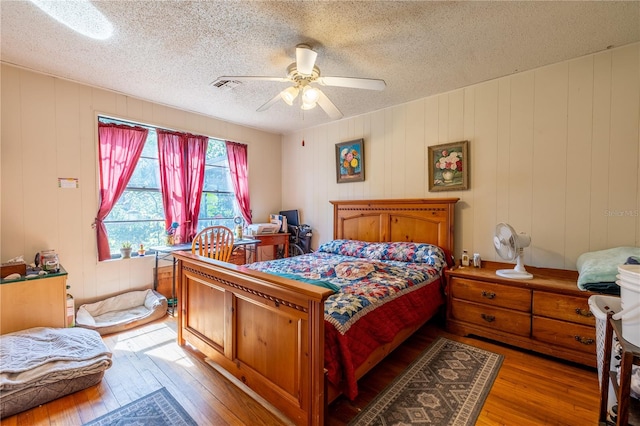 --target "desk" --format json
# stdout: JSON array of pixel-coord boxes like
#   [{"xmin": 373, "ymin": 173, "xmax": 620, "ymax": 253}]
[
  {"xmin": 151, "ymin": 243, "xmax": 191, "ymax": 295},
  {"xmin": 252, "ymin": 233, "xmax": 290, "ymax": 261},
  {"xmin": 151, "ymin": 238, "xmax": 260, "ymax": 311}
]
